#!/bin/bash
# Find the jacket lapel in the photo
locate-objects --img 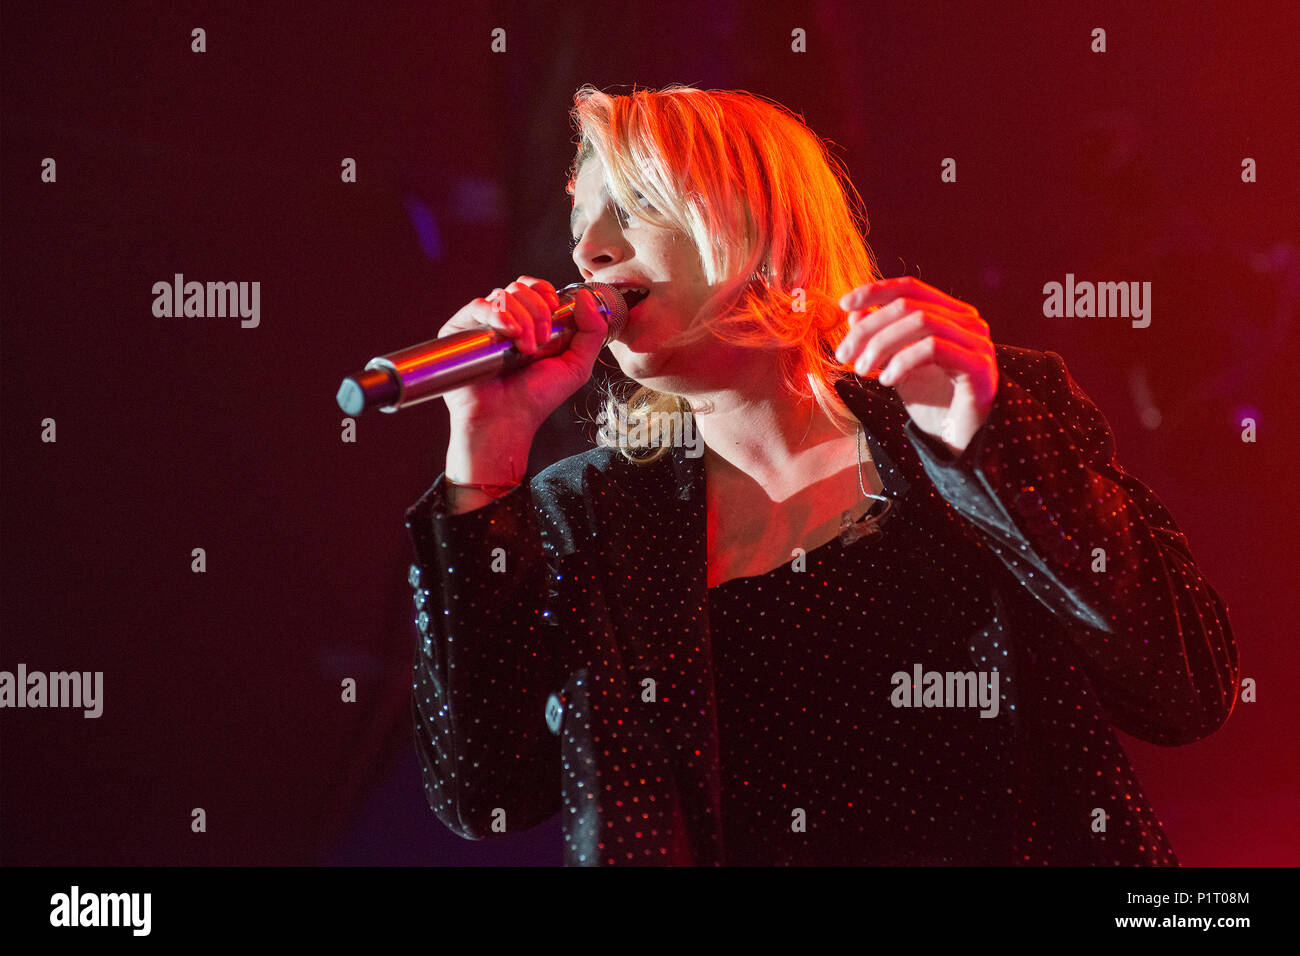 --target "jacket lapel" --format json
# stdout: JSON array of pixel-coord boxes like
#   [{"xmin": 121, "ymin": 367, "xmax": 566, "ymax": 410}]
[
  {"xmin": 633, "ymin": 371, "xmax": 925, "ymax": 685},
  {"xmin": 598, "ymin": 373, "xmax": 929, "ymax": 863}
]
